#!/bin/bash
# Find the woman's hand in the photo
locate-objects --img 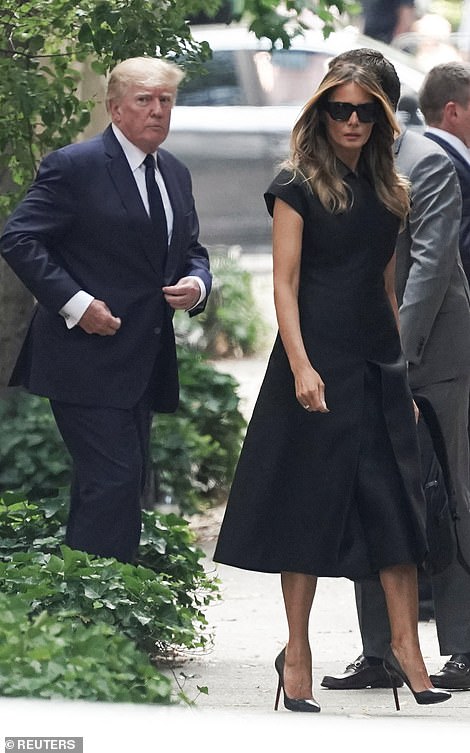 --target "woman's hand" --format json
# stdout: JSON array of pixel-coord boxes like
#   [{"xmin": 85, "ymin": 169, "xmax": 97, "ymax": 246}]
[{"xmin": 295, "ymin": 364, "xmax": 329, "ymax": 413}]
